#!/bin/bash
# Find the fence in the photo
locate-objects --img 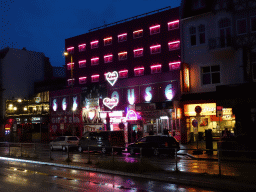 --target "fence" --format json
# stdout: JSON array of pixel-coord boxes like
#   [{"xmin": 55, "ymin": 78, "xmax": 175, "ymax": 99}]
[{"xmin": 0, "ymin": 142, "xmax": 256, "ymax": 178}]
